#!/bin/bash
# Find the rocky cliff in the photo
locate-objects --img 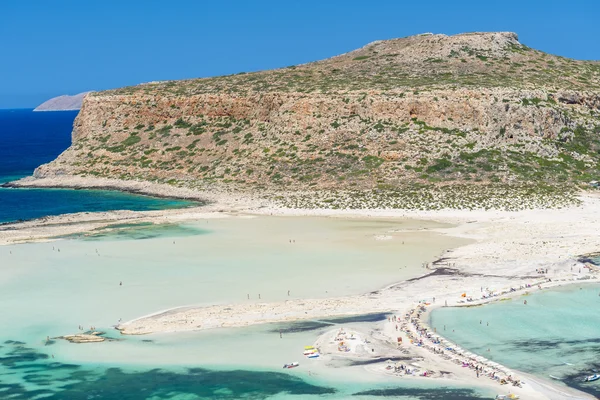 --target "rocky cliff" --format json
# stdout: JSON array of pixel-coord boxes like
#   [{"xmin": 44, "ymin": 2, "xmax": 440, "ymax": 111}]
[
  {"xmin": 30, "ymin": 32, "xmax": 600, "ymax": 209},
  {"xmin": 34, "ymin": 92, "xmax": 91, "ymax": 111}
]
